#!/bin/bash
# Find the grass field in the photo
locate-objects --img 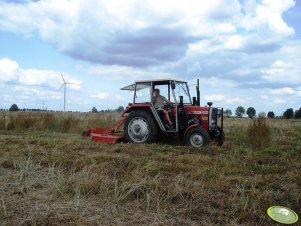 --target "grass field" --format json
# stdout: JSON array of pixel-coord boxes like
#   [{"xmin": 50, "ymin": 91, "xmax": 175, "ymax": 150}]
[{"xmin": 0, "ymin": 112, "xmax": 300, "ymax": 225}]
